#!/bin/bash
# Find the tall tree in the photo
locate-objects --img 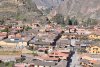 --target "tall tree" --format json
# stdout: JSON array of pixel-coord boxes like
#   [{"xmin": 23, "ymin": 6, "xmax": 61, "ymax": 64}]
[
  {"xmin": 52, "ymin": 14, "xmax": 64, "ymax": 24},
  {"xmin": 68, "ymin": 17, "xmax": 78, "ymax": 25}
]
